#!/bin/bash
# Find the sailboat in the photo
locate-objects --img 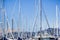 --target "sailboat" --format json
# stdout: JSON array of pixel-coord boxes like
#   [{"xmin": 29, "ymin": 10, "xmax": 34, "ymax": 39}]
[
  {"xmin": 17, "ymin": 0, "xmax": 22, "ymax": 40},
  {"xmin": 37, "ymin": 0, "xmax": 58, "ymax": 40},
  {"xmin": 28, "ymin": 0, "xmax": 59, "ymax": 40},
  {"xmin": 0, "ymin": 0, "xmax": 8, "ymax": 39}
]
